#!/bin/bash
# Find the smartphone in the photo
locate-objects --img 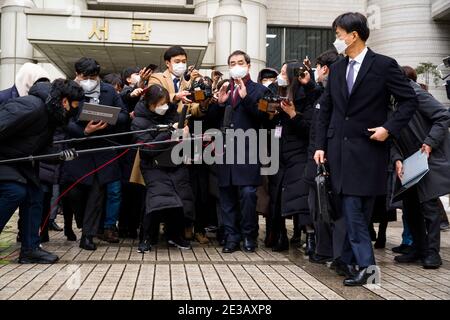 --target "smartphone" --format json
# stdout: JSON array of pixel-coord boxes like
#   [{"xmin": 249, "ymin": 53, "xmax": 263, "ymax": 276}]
[{"xmin": 146, "ymin": 64, "xmax": 158, "ymax": 72}]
